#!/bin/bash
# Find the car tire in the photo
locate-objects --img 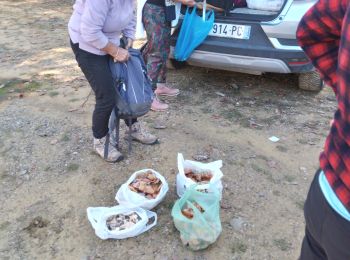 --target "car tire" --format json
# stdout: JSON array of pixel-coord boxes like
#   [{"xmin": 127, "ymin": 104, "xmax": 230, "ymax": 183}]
[
  {"xmin": 298, "ymin": 71, "xmax": 324, "ymax": 92},
  {"xmin": 167, "ymin": 59, "xmax": 187, "ymax": 70}
]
